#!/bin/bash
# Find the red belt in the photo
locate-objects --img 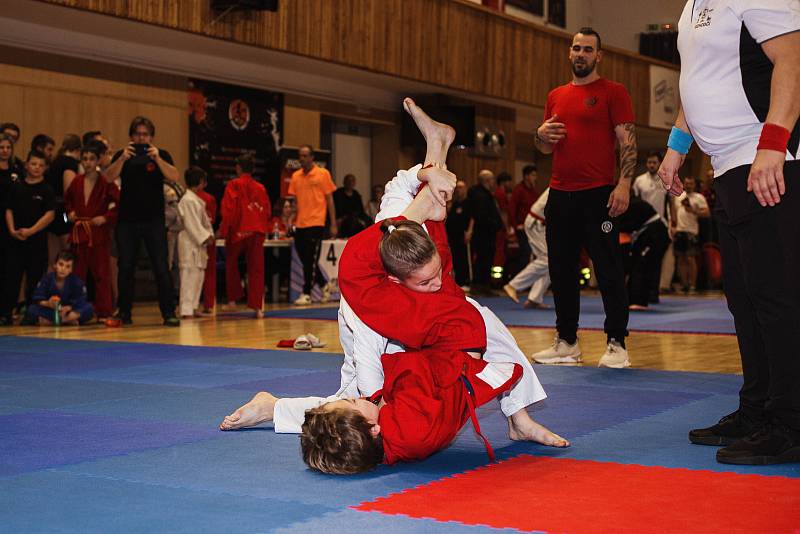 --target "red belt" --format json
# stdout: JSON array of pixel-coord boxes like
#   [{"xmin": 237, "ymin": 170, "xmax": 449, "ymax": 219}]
[
  {"xmin": 528, "ymin": 211, "xmax": 545, "ymax": 225},
  {"xmin": 460, "ymin": 373, "xmax": 496, "ymax": 463},
  {"xmin": 71, "ymin": 218, "xmax": 93, "ymax": 247}
]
